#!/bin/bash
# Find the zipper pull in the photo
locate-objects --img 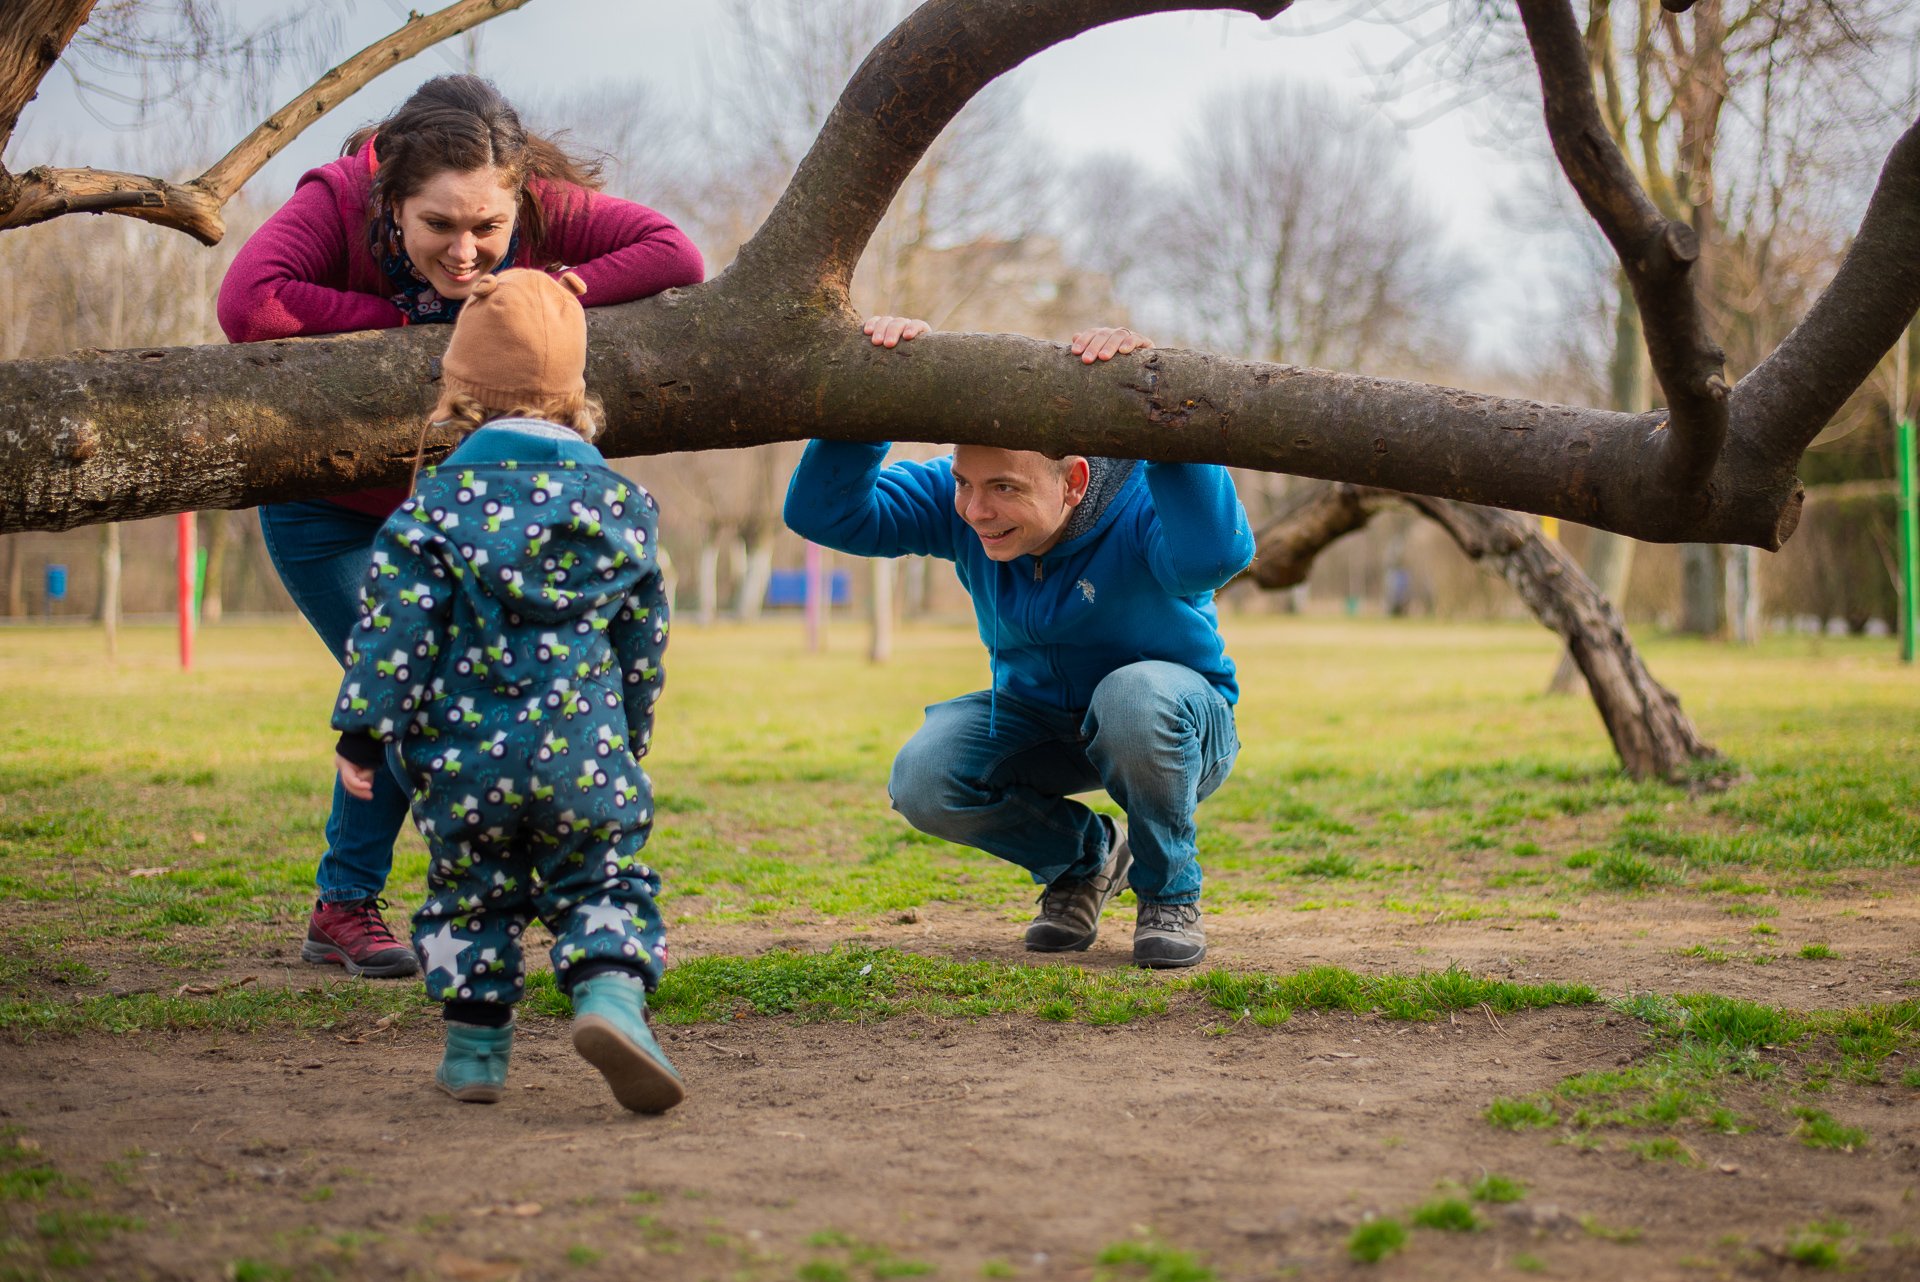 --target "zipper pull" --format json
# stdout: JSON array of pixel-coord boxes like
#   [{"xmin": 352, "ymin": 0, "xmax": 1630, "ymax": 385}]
[{"xmin": 1033, "ymin": 557, "xmax": 1044, "ymax": 582}]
